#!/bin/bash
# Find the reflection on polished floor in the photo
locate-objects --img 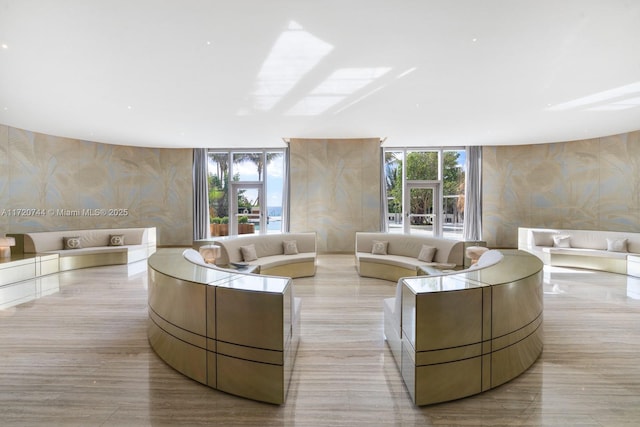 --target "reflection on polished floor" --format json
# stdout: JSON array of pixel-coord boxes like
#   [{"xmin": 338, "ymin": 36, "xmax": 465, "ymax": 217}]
[{"xmin": 1, "ymin": 254, "xmax": 640, "ymax": 426}]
